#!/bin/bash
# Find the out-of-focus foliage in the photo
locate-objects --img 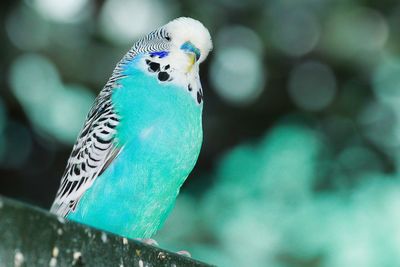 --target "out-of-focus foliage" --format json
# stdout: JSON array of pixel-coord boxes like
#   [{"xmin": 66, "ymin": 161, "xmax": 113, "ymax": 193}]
[
  {"xmin": 1, "ymin": 0, "xmax": 400, "ymax": 266},
  {"xmin": 157, "ymin": 120, "xmax": 400, "ymax": 266}
]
